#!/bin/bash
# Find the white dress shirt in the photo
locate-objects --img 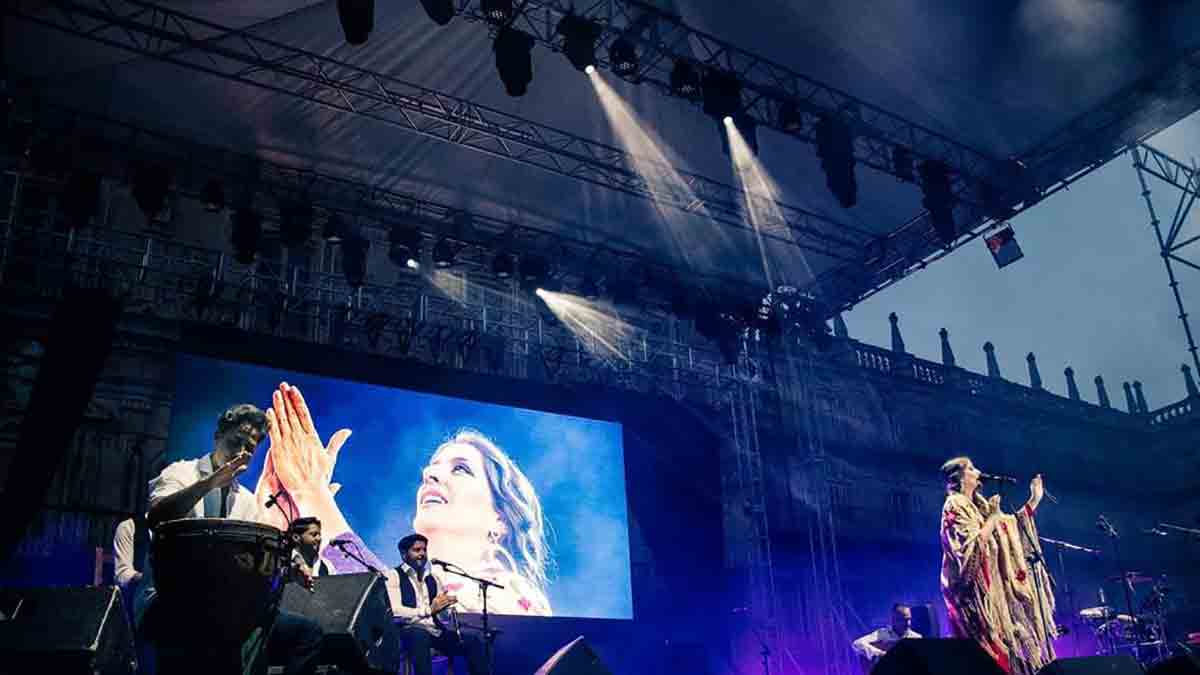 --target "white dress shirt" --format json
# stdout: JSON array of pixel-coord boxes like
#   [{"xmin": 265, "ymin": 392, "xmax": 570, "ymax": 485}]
[
  {"xmin": 851, "ymin": 626, "xmax": 922, "ymax": 660},
  {"xmin": 393, "ymin": 562, "xmax": 443, "ymax": 635},
  {"xmin": 113, "ymin": 518, "xmax": 140, "ymax": 588},
  {"xmin": 147, "ymin": 453, "xmax": 263, "ymax": 521}
]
